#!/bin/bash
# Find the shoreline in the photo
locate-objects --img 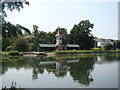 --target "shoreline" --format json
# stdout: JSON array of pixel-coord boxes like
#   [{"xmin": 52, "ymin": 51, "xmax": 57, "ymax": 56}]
[{"xmin": 1, "ymin": 51, "xmax": 120, "ymax": 57}]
